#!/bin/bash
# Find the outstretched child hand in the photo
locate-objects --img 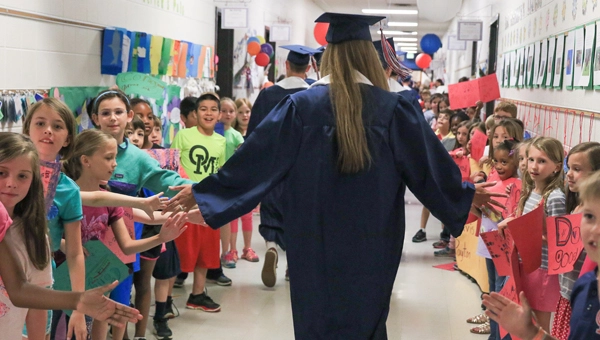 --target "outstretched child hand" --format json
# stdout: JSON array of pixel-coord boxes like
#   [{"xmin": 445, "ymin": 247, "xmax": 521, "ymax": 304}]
[
  {"xmin": 76, "ymin": 281, "xmax": 142, "ymax": 327},
  {"xmin": 157, "ymin": 213, "xmax": 189, "ymax": 243},
  {"xmin": 482, "ymin": 292, "xmax": 545, "ymax": 340},
  {"xmin": 137, "ymin": 192, "xmax": 169, "ymax": 220}
]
